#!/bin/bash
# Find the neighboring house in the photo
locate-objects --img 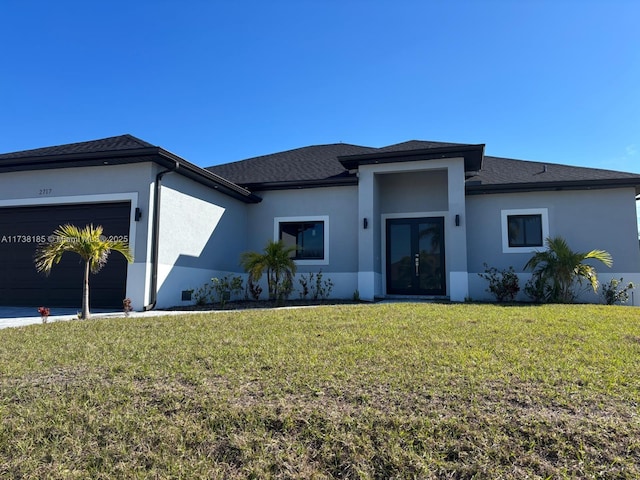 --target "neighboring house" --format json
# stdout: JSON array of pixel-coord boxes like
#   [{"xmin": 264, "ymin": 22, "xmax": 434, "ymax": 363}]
[{"xmin": 1, "ymin": 134, "xmax": 639, "ymax": 309}]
